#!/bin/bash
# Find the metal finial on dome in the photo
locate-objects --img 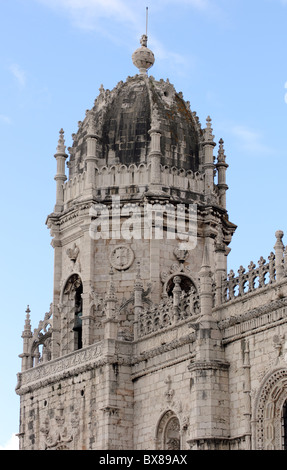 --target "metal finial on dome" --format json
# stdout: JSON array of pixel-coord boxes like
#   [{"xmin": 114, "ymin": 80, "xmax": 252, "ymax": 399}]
[{"xmin": 132, "ymin": 8, "xmax": 155, "ymax": 75}]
